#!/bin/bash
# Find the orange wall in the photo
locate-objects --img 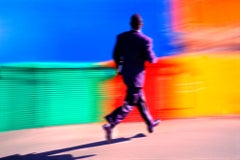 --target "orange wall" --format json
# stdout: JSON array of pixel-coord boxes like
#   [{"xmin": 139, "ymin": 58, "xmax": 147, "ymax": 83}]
[{"xmin": 172, "ymin": 0, "xmax": 240, "ymax": 31}]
